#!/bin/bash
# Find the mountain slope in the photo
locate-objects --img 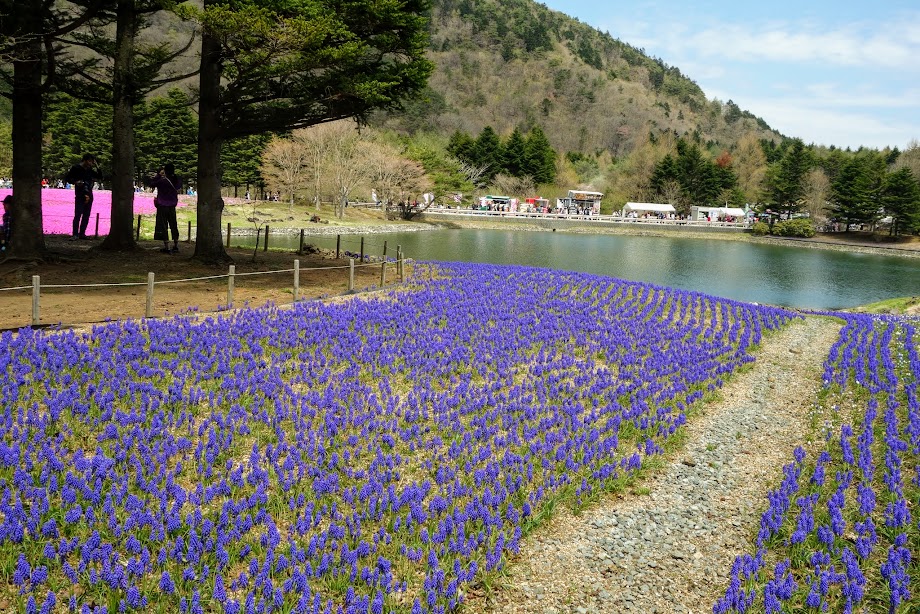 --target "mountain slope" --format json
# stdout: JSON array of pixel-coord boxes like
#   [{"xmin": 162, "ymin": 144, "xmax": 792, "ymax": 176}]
[{"xmin": 379, "ymin": 0, "xmax": 782, "ymax": 156}]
